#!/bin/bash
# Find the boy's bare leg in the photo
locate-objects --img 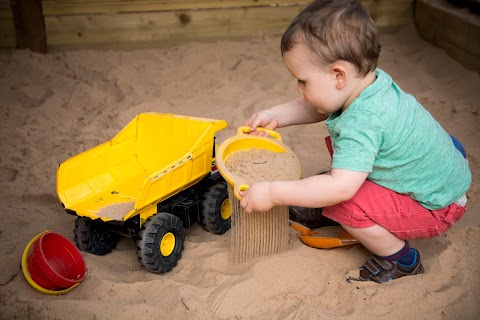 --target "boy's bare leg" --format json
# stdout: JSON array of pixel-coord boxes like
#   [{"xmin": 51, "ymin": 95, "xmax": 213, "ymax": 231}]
[{"xmin": 341, "ymin": 224, "xmax": 405, "ymax": 256}]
